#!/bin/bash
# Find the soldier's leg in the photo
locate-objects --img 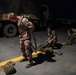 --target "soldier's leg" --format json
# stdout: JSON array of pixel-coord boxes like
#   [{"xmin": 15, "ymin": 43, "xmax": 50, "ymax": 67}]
[
  {"xmin": 20, "ymin": 40, "xmax": 27, "ymax": 62},
  {"xmin": 24, "ymin": 40, "xmax": 33, "ymax": 68},
  {"xmin": 52, "ymin": 41, "xmax": 57, "ymax": 48},
  {"xmin": 62, "ymin": 38, "xmax": 71, "ymax": 46},
  {"xmin": 44, "ymin": 41, "xmax": 57, "ymax": 52},
  {"xmin": 20, "ymin": 40, "xmax": 27, "ymax": 57},
  {"xmin": 37, "ymin": 43, "xmax": 49, "ymax": 51}
]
